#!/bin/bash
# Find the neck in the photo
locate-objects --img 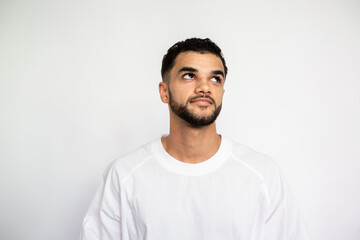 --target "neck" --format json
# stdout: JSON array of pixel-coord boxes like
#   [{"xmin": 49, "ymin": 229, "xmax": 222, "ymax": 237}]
[{"xmin": 161, "ymin": 115, "xmax": 221, "ymax": 164}]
